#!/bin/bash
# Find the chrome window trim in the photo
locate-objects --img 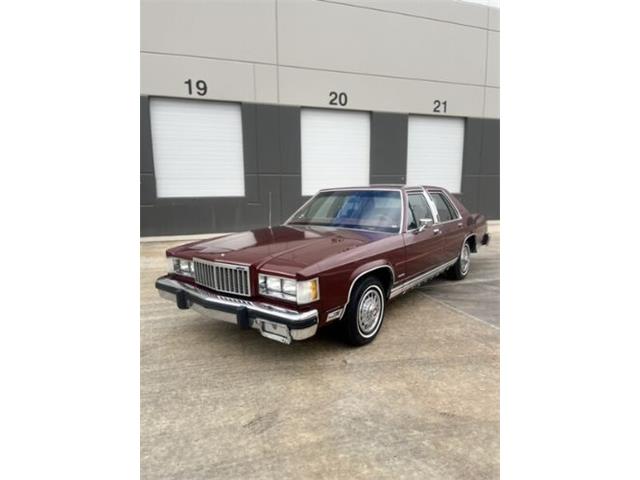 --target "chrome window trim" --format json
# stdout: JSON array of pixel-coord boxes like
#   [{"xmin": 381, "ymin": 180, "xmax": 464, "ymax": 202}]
[
  {"xmin": 291, "ymin": 224, "xmax": 402, "ymax": 235},
  {"xmin": 404, "ymin": 188, "xmax": 437, "ymax": 233},
  {"xmin": 427, "ymin": 189, "xmax": 462, "ymax": 225},
  {"xmin": 422, "ymin": 189, "xmax": 442, "ymax": 224},
  {"xmin": 284, "ymin": 188, "xmax": 405, "ymax": 235},
  {"xmin": 284, "ymin": 194, "xmax": 317, "ymax": 225},
  {"xmin": 319, "ymin": 186, "xmax": 404, "ymax": 192}
]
